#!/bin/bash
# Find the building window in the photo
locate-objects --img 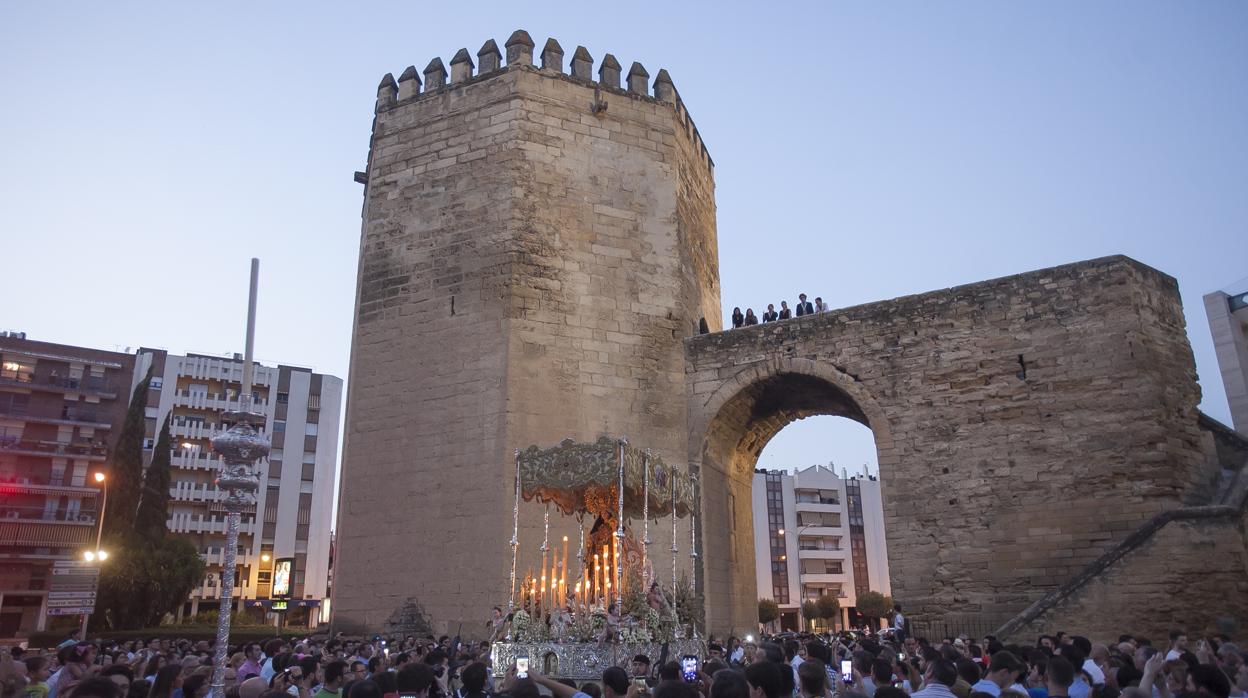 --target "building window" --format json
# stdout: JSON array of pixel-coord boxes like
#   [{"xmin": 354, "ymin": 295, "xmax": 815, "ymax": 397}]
[
  {"xmin": 142, "ymin": 438, "xmax": 154, "ymax": 450},
  {"xmin": 276, "ymin": 392, "xmax": 289, "ymax": 404},
  {"xmin": 270, "ymin": 448, "xmax": 283, "ymax": 462},
  {"xmin": 0, "ymin": 360, "xmax": 35, "ymax": 383},
  {"xmin": 273, "ymin": 420, "xmax": 286, "ymax": 434},
  {"xmin": 0, "ymin": 393, "xmax": 29, "ymax": 416},
  {"xmin": 150, "ymin": 377, "xmax": 163, "ymax": 390},
  {"xmin": 302, "ymin": 451, "xmax": 316, "ymax": 465},
  {"xmin": 304, "ymin": 423, "xmax": 317, "ymax": 436}
]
